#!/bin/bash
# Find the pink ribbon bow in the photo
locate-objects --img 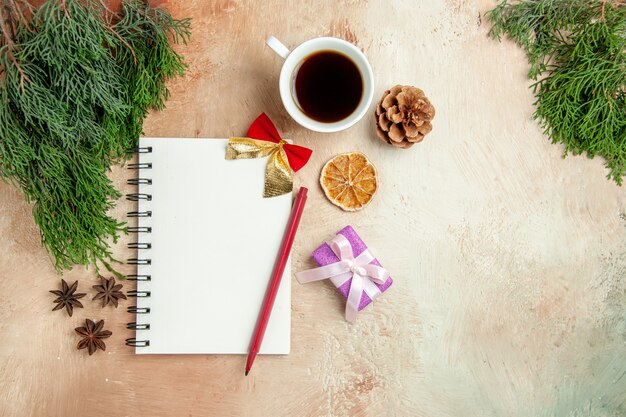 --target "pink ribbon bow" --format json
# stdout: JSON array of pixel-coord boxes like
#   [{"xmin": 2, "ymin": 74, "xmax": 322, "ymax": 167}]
[{"xmin": 295, "ymin": 234, "xmax": 389, "ymax": 323}]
